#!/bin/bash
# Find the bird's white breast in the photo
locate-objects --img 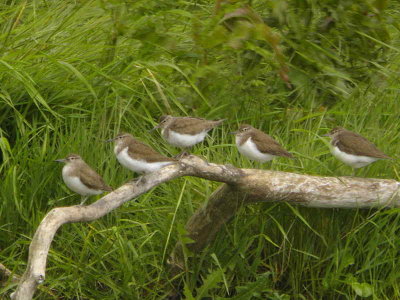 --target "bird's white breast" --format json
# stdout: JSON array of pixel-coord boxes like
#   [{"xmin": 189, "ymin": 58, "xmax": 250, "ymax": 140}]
[
  {"xmin": 116, "ymin": 147, "xmax": 173, "ymax": 174},
  {"xmin": 330, "ymin": 146, "xmax": 378, "ymax": 168},
  {"xmin": 163, "ymin": 129, "xmax": 208, "ymax": 148},
  {"xmin": 236, "ymin": 137, "xmax": 275, "ymax": 163},
  {"xmin": 62, "ymin": 165, "xmax": 103, "ymax": 196}
]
